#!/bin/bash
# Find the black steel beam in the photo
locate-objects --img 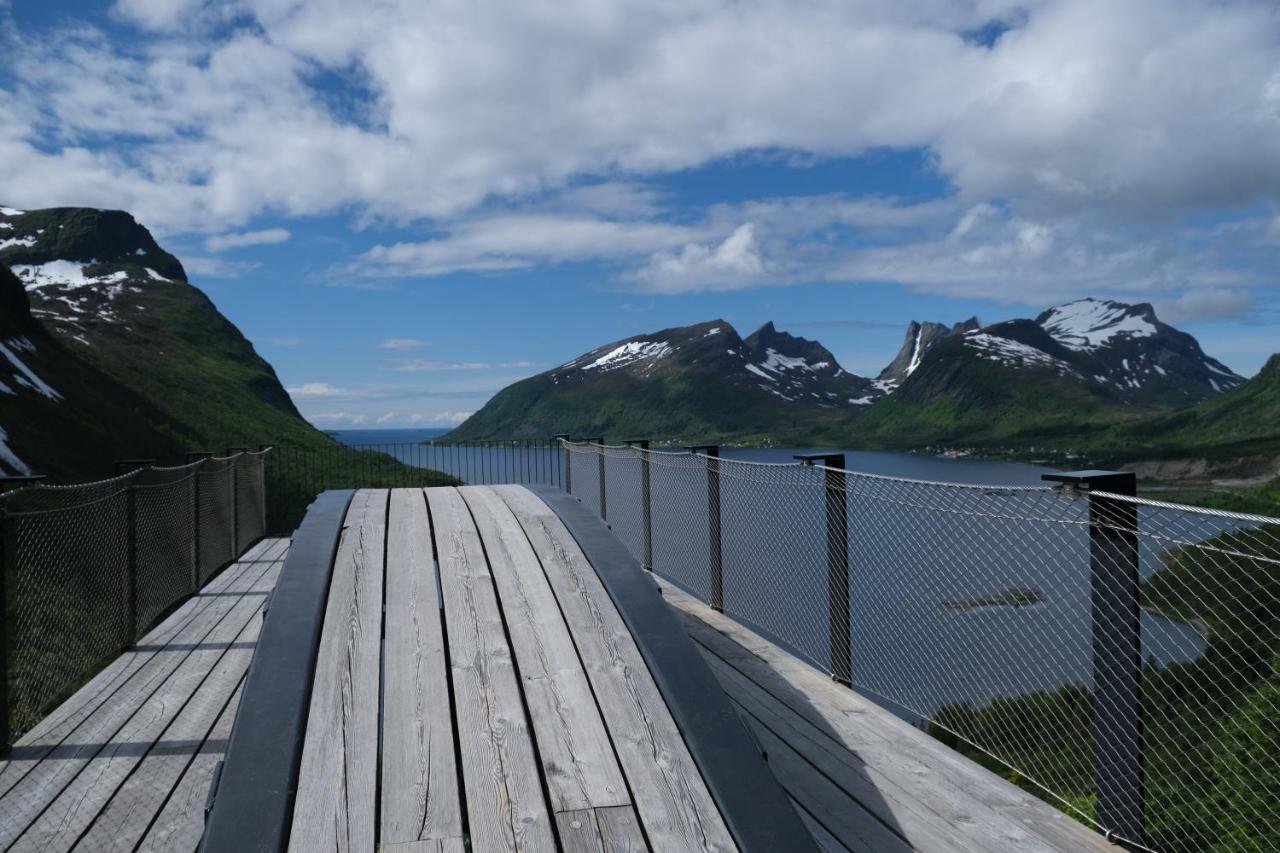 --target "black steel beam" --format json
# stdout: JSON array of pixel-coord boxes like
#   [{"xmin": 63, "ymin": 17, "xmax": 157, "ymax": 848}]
[
  {"xmin": 199, "ymin": 489, "xmax": 354, "ymax": 853},
  {"xmin": 531, "ymin": 484, "xmax": 820, "ymax": 853}
]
